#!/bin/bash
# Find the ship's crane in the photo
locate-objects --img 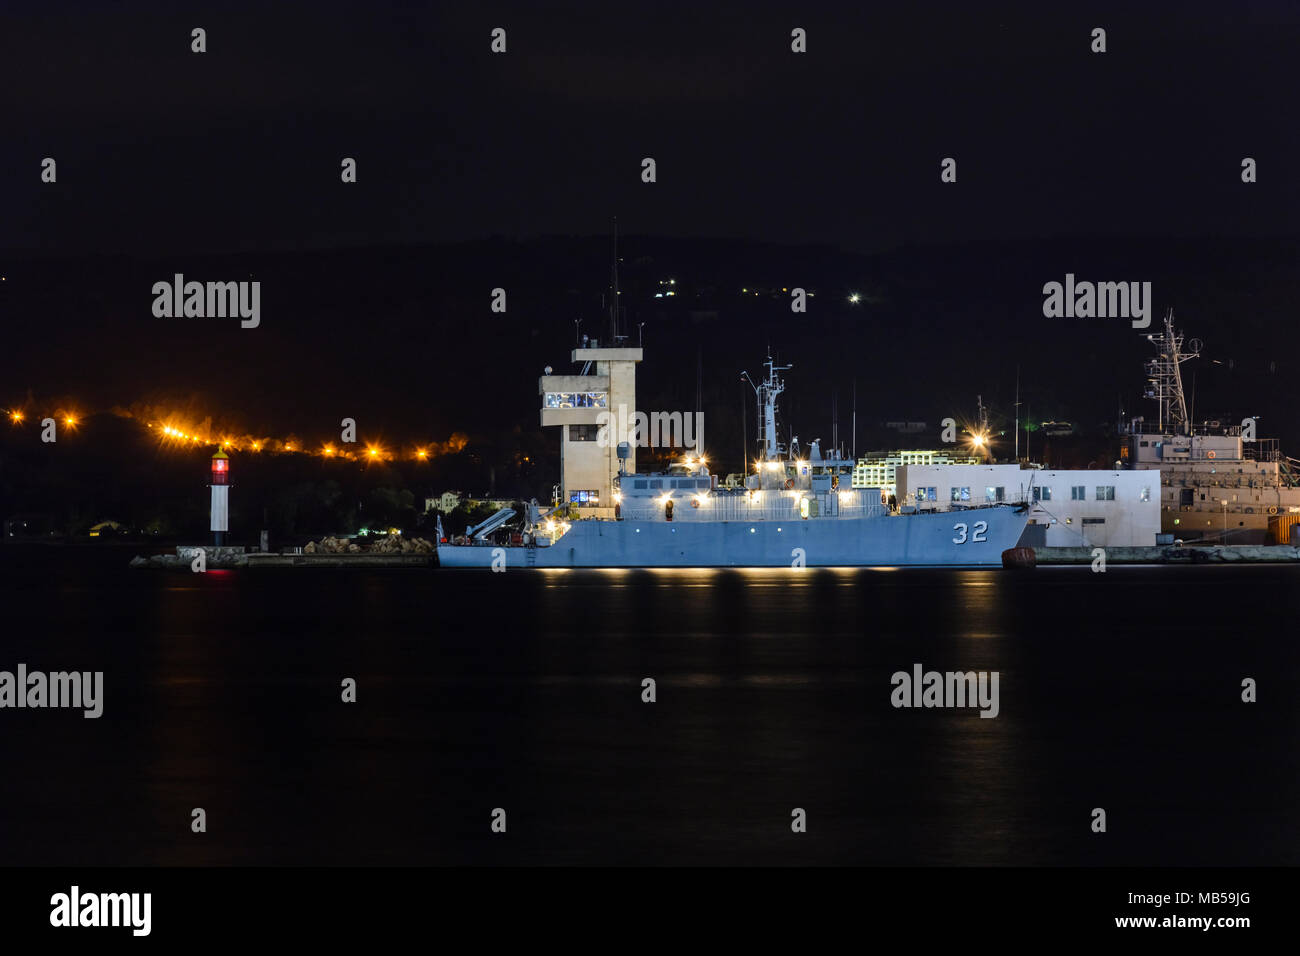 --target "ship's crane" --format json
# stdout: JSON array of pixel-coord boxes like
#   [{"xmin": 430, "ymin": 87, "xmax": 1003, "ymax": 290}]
[
  {"xmin": 466, "ymin": 508, "xmax": 517, "ymax": 540},
  {"xmin": 526, "ymin": 500, "xmax": 564, "ymax": 527}
]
